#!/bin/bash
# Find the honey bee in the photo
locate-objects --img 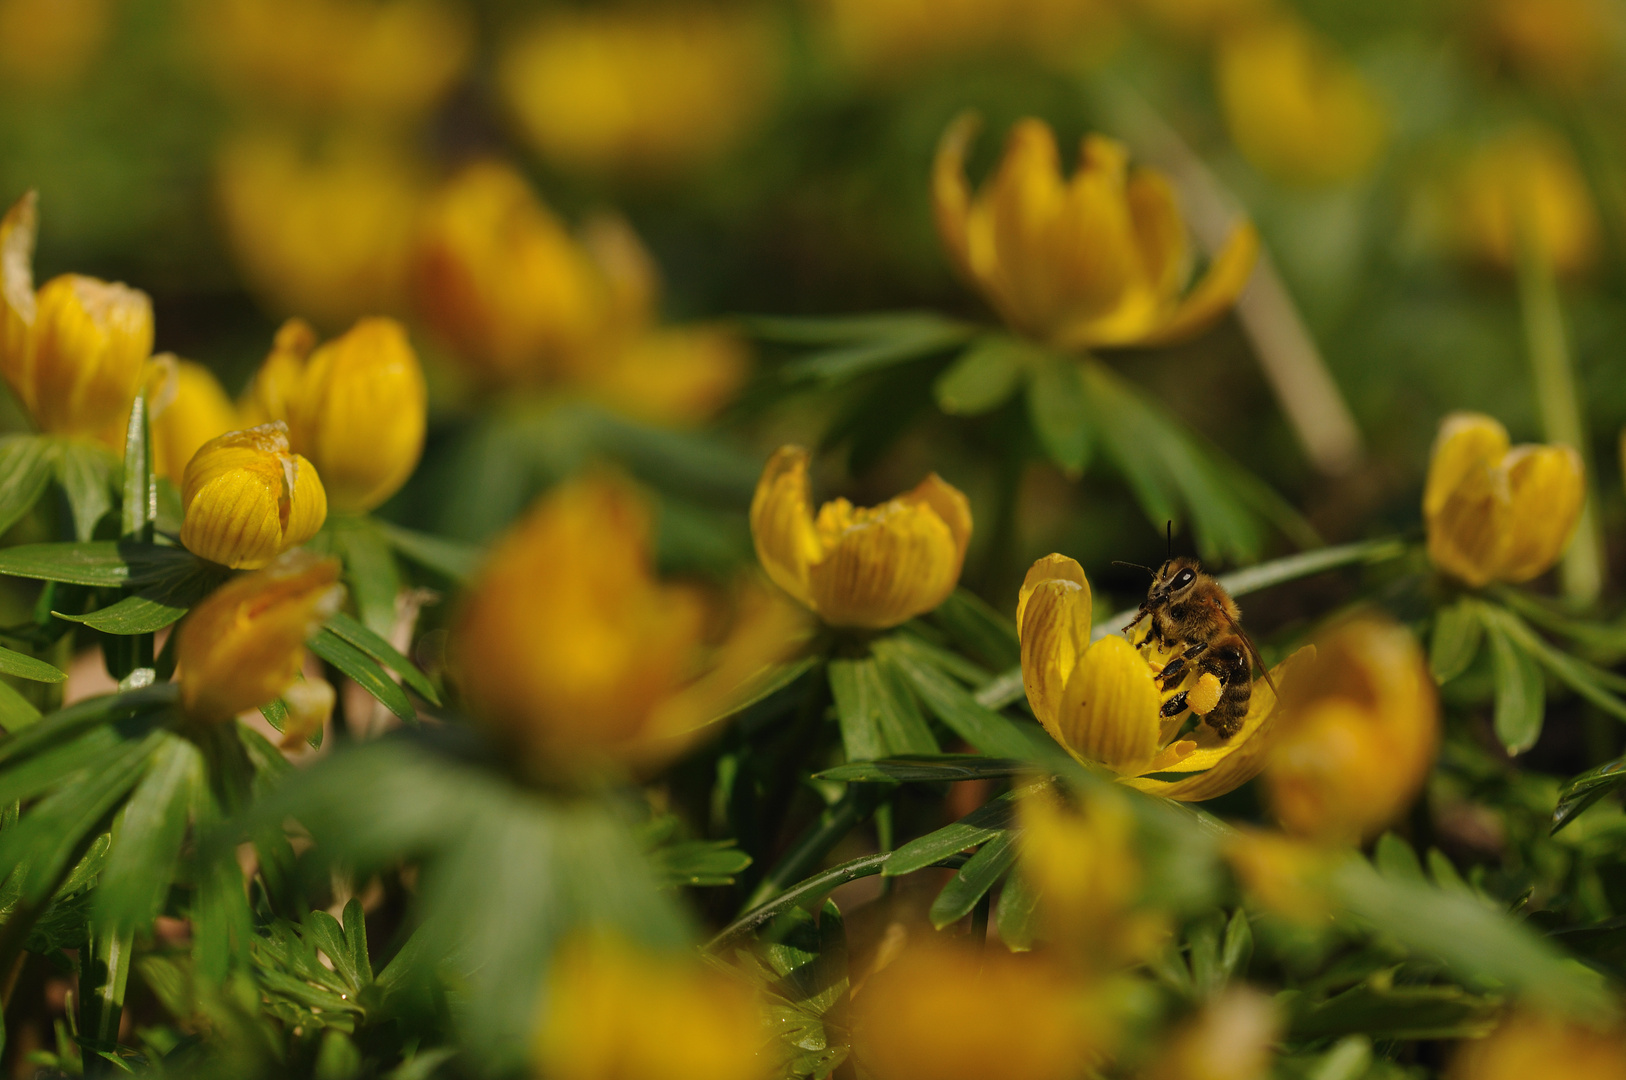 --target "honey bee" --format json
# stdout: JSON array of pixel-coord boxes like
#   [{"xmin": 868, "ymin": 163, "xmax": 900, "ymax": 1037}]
[{"xmin": 1119, "ymin": 554, "xmax": 1276, "ymax": 739}]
